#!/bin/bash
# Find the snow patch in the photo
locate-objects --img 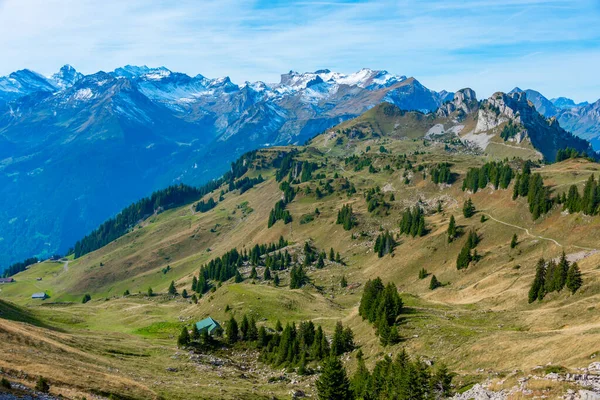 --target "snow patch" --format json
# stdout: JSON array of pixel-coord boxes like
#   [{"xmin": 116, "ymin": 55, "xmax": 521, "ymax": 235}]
[{"xmin": 73, "ymin": 88, "xmax": 93, "ymax": 100}]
